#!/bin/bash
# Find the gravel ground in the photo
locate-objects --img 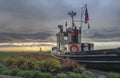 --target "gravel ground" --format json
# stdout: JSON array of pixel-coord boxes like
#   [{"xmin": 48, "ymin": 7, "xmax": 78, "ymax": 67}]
[{"xmin": 87, "ymin": 68, "xmax": 108, "ymax": 78}]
